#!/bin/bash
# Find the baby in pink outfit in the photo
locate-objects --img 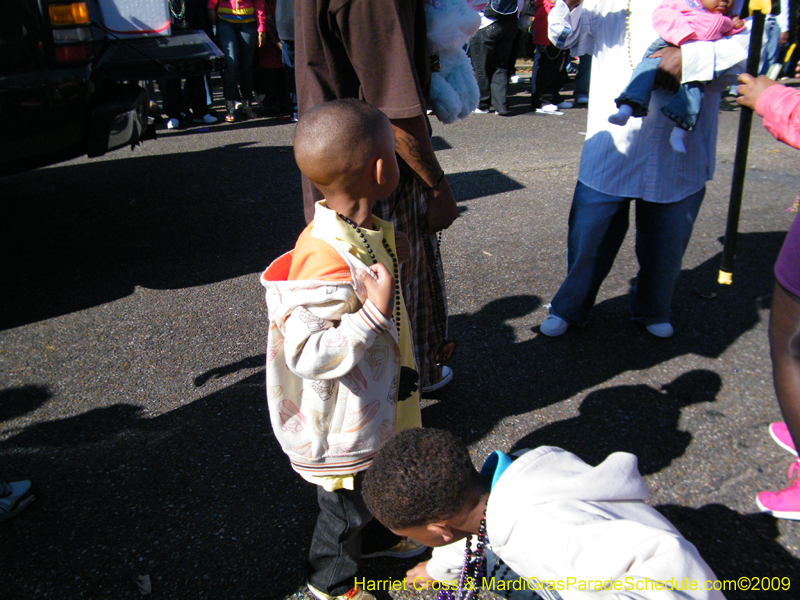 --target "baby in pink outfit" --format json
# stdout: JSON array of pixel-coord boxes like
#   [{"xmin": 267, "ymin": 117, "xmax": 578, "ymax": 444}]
[{"xmin": 610, "ymin": 0, "xmax": 745, "ymax": 153}]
